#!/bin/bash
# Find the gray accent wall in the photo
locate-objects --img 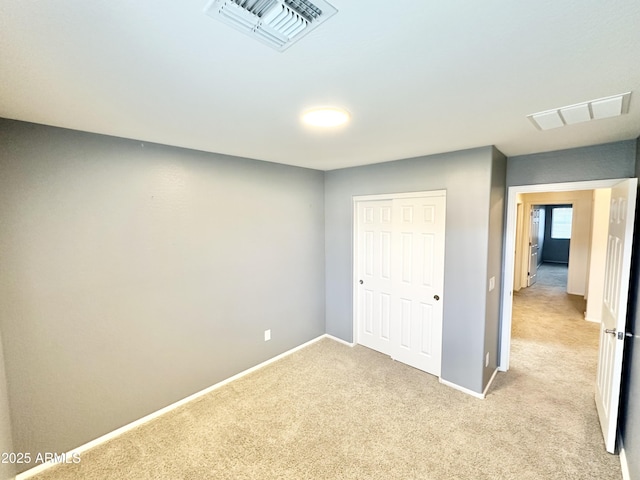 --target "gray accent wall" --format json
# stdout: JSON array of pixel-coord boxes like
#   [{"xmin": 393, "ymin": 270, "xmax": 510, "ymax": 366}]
[
  {"xmin": 0, "ymin": 119, "xmax": 325, "ymax": 472},
  {"xmin": 325, "ymin": 146, "xmax": 502, "ymax": 394},
  {"xmin": 0, "ymin": 329, "xmax": 15, "ymax": 480},
  {"xmin": 621, "ymin": 136, "xmax": 640, "ymax": 478},
  {"xmin": 507, "ymin": 140, "xmax": 636, "ymax": 186},
  {"xmin": 483, "ymin": 148, "xmax": 506, "ymax": 387}
]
